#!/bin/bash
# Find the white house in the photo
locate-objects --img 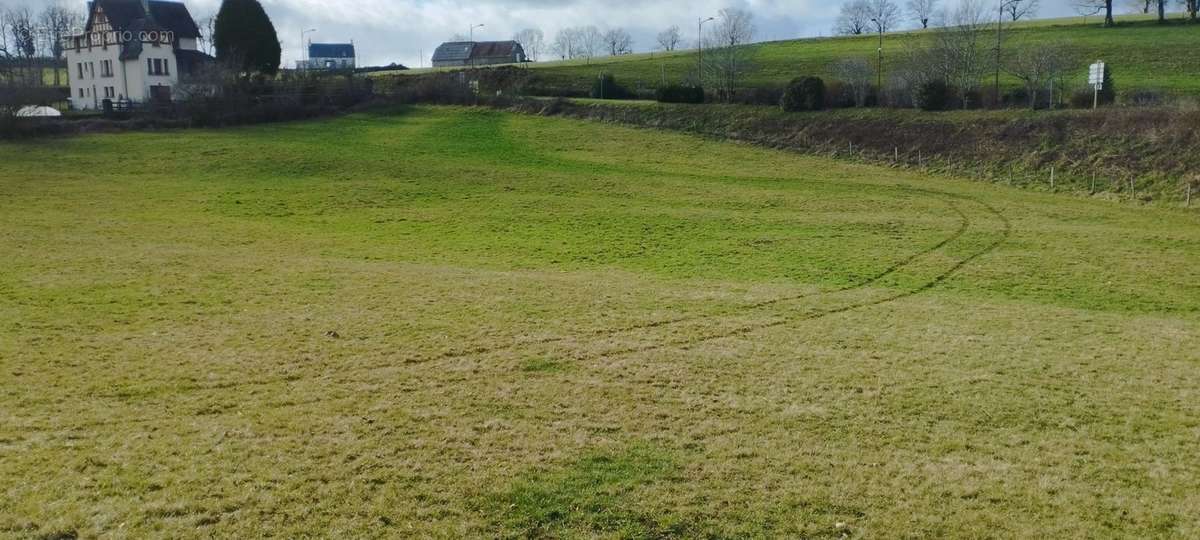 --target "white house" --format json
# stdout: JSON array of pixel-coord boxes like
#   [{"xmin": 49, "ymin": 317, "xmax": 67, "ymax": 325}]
[
  {"xmin": 65, "ymin": 0, "xmax": 211, "ymax": 110},
  {"xmin": 298, "ymin": 43, "xmax": 356, "ymax": 71}
]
